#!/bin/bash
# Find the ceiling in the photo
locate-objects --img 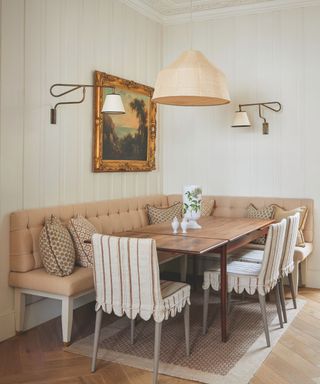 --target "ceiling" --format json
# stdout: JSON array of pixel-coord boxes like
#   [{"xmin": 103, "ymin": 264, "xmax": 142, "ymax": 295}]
[
  {"xmin": 132, "ymin": 0, "xmax": 277, "ymax": 16},
  {"xmin": 121, "ymin": 0, "xmax": 314, "ymax": 23}
]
